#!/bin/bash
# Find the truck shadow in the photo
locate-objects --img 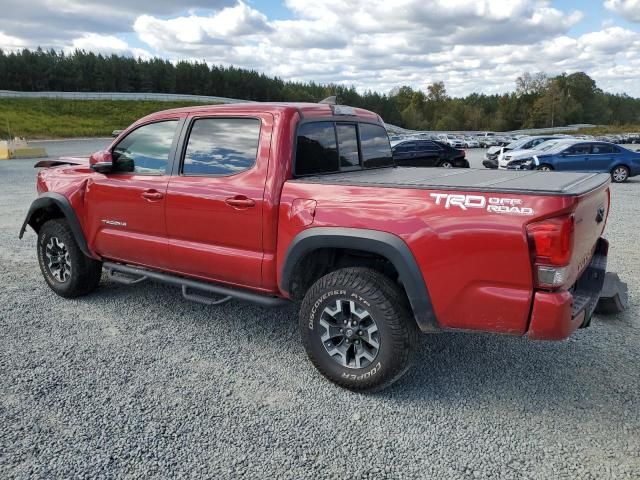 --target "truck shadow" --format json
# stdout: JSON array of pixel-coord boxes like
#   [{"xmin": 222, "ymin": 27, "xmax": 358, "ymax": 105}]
[
  {"xmin": 392, "ymin": 320, "xmax": 638, "ymax": 411},
  {"xmin": 94, "ymin": 278, "xmax": 638, "ymax": 412}
]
